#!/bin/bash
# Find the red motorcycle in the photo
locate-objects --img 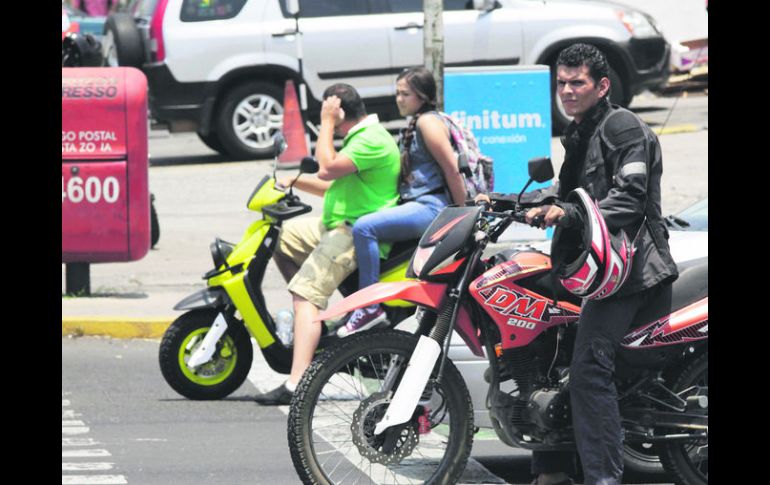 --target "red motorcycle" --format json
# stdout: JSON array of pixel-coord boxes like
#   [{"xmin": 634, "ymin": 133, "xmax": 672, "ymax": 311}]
[{"xmin": 287, "ymin": 158, "xmax": 708, "ymax": 485}]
